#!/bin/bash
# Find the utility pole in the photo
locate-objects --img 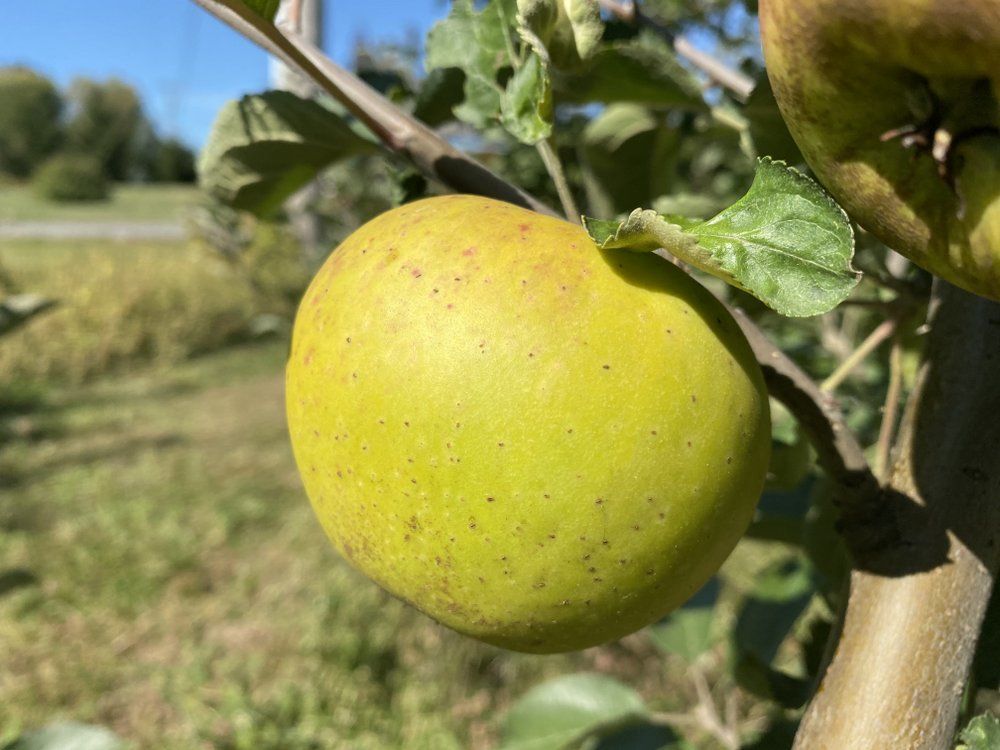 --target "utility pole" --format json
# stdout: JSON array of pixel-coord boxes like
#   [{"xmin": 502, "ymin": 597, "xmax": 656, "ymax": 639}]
[{"xmin": 270, "ymin": 0, "xmax": 324, "ymax": 264}]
